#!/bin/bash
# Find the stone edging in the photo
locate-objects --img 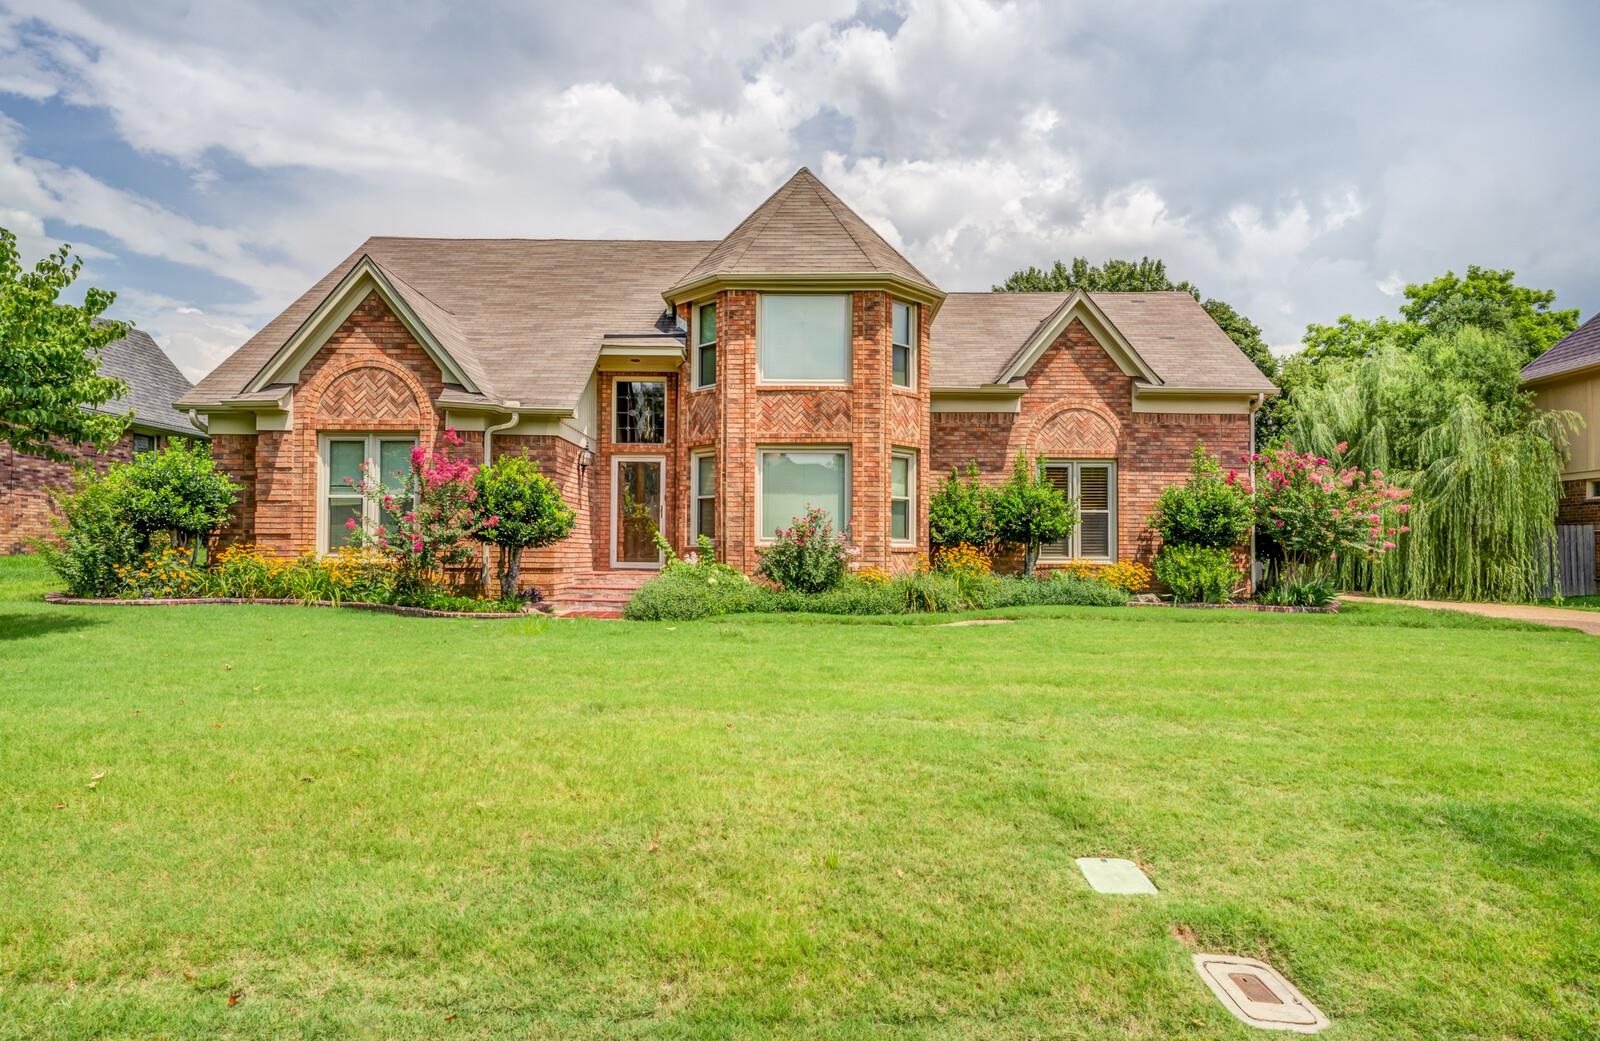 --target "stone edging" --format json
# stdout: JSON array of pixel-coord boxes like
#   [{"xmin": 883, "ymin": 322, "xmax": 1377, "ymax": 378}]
[
  {"xmin": 42, "ymin": 592, "xmax": 534, "ymax": 619},
  {"xmin": 1129, "ymin": 599, "xmax": 1341, "ymax": 614}
]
